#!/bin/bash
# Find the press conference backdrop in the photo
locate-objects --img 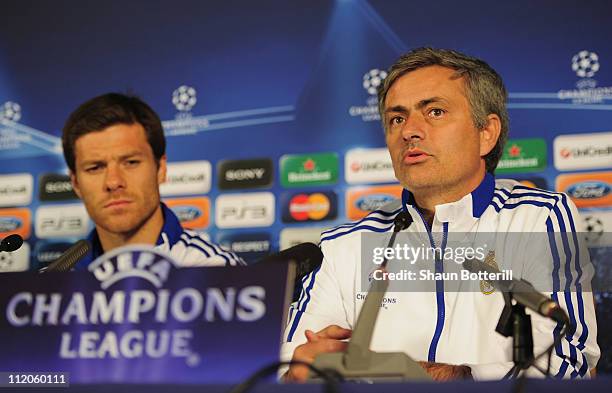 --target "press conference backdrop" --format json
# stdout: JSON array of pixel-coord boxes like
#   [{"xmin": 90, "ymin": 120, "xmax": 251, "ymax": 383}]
[{"xmin": 0, "ymin": 0, "xmax": 610, "ymax": 373}]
